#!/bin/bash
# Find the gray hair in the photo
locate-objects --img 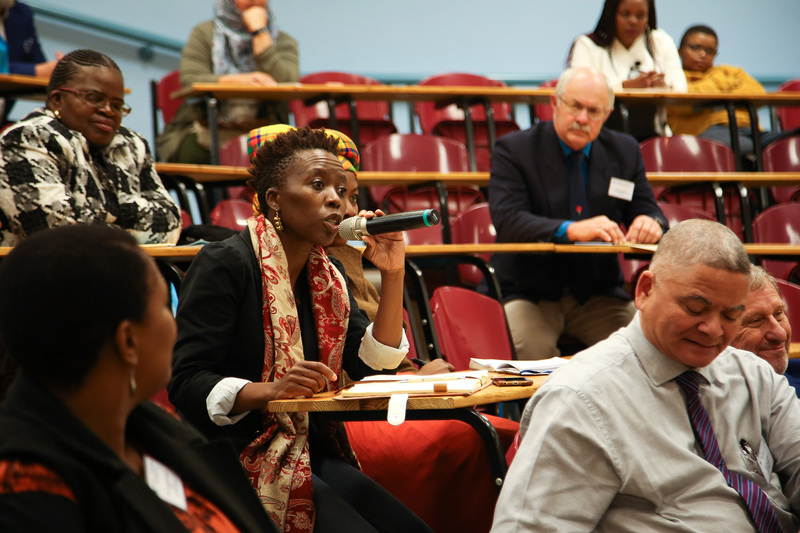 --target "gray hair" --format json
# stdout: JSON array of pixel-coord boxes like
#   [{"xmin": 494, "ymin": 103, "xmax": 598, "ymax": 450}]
[
  {"xmin": 650, "ymin": 219, "xmax": 750, "ymax": 280},
  {"xmin": 748, "ymin": 264, "xmax": 779, "ymax": 294},
  {"xmin": 554, "ymin": 67, "xmax": 615, "ymax": 110}
]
